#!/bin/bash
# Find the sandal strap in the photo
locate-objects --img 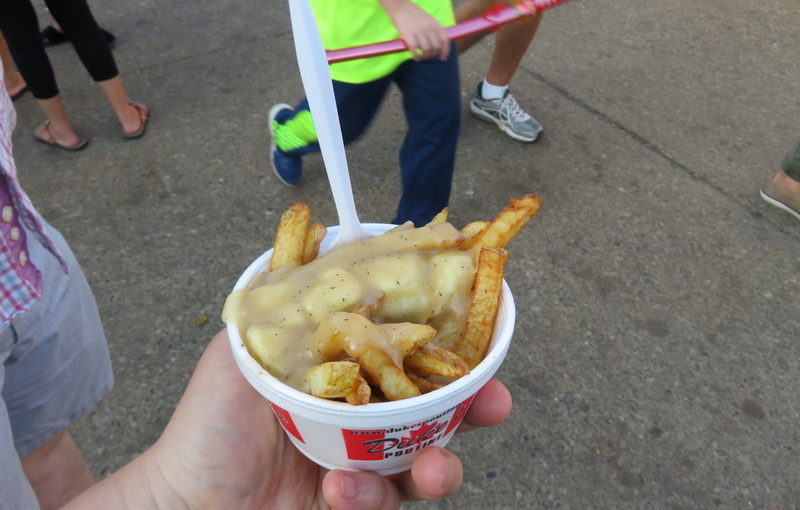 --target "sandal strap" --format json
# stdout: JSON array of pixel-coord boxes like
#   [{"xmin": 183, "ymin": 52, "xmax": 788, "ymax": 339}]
[
  {"xmin": 130, "ymin": 102, "xmax": 148, "ymax": 121},
  {"xmin": 40, "ymin": 121, "xmax": 56, "ymax": 144}
]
